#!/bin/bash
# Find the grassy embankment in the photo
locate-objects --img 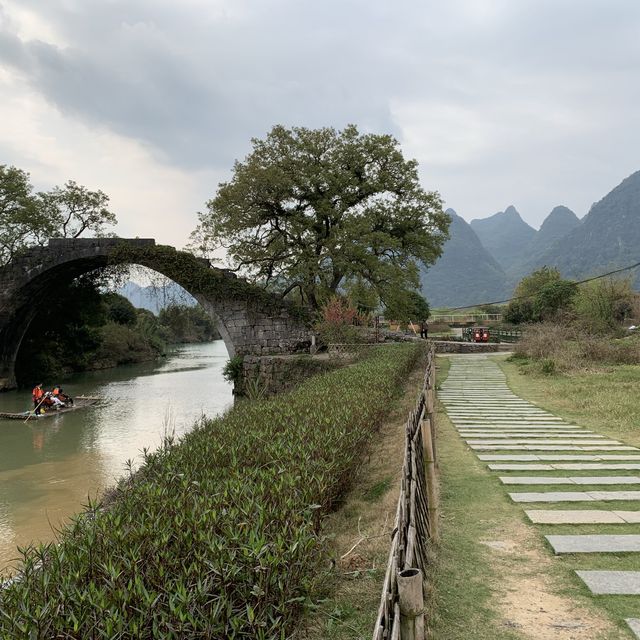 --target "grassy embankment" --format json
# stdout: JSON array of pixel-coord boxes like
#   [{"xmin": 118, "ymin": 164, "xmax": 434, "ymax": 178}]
[{"xmin": 0, "ymin": 343, "xmax": 423, "ymax": 639}]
